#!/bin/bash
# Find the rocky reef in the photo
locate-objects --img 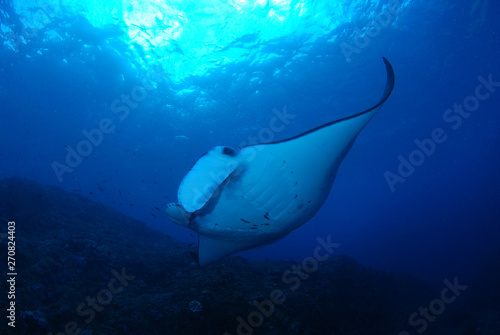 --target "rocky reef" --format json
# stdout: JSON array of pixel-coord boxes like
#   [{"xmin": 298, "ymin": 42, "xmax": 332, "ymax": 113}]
[{"xmin": 0, "ymin": 178, "xmax": 498, "ymax": 335}]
